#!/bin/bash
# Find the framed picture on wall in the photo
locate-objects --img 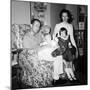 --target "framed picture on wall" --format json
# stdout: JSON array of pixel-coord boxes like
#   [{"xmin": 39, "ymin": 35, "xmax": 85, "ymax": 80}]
[
  {"xmin": 11, "ymin": 0, "xmax": 88, "ymax": 89},
  {"xmin": 30, "ymin": 2, "xmax": 48, "ymax": 26}
]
